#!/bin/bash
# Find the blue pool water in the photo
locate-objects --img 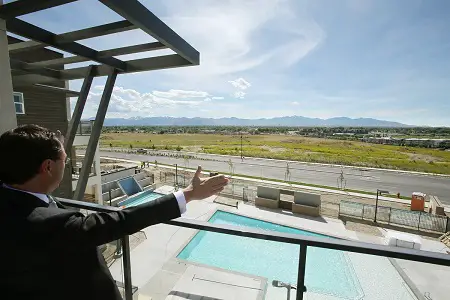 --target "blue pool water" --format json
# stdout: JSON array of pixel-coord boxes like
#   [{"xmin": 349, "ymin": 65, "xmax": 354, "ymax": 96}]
[
  {"xmin": 118, "ymin": 190, "xmax": 164, "ymax": 207},
  {"xmin": 177, "ymin": 211, "xmax": 363, "ymax": 299}
]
